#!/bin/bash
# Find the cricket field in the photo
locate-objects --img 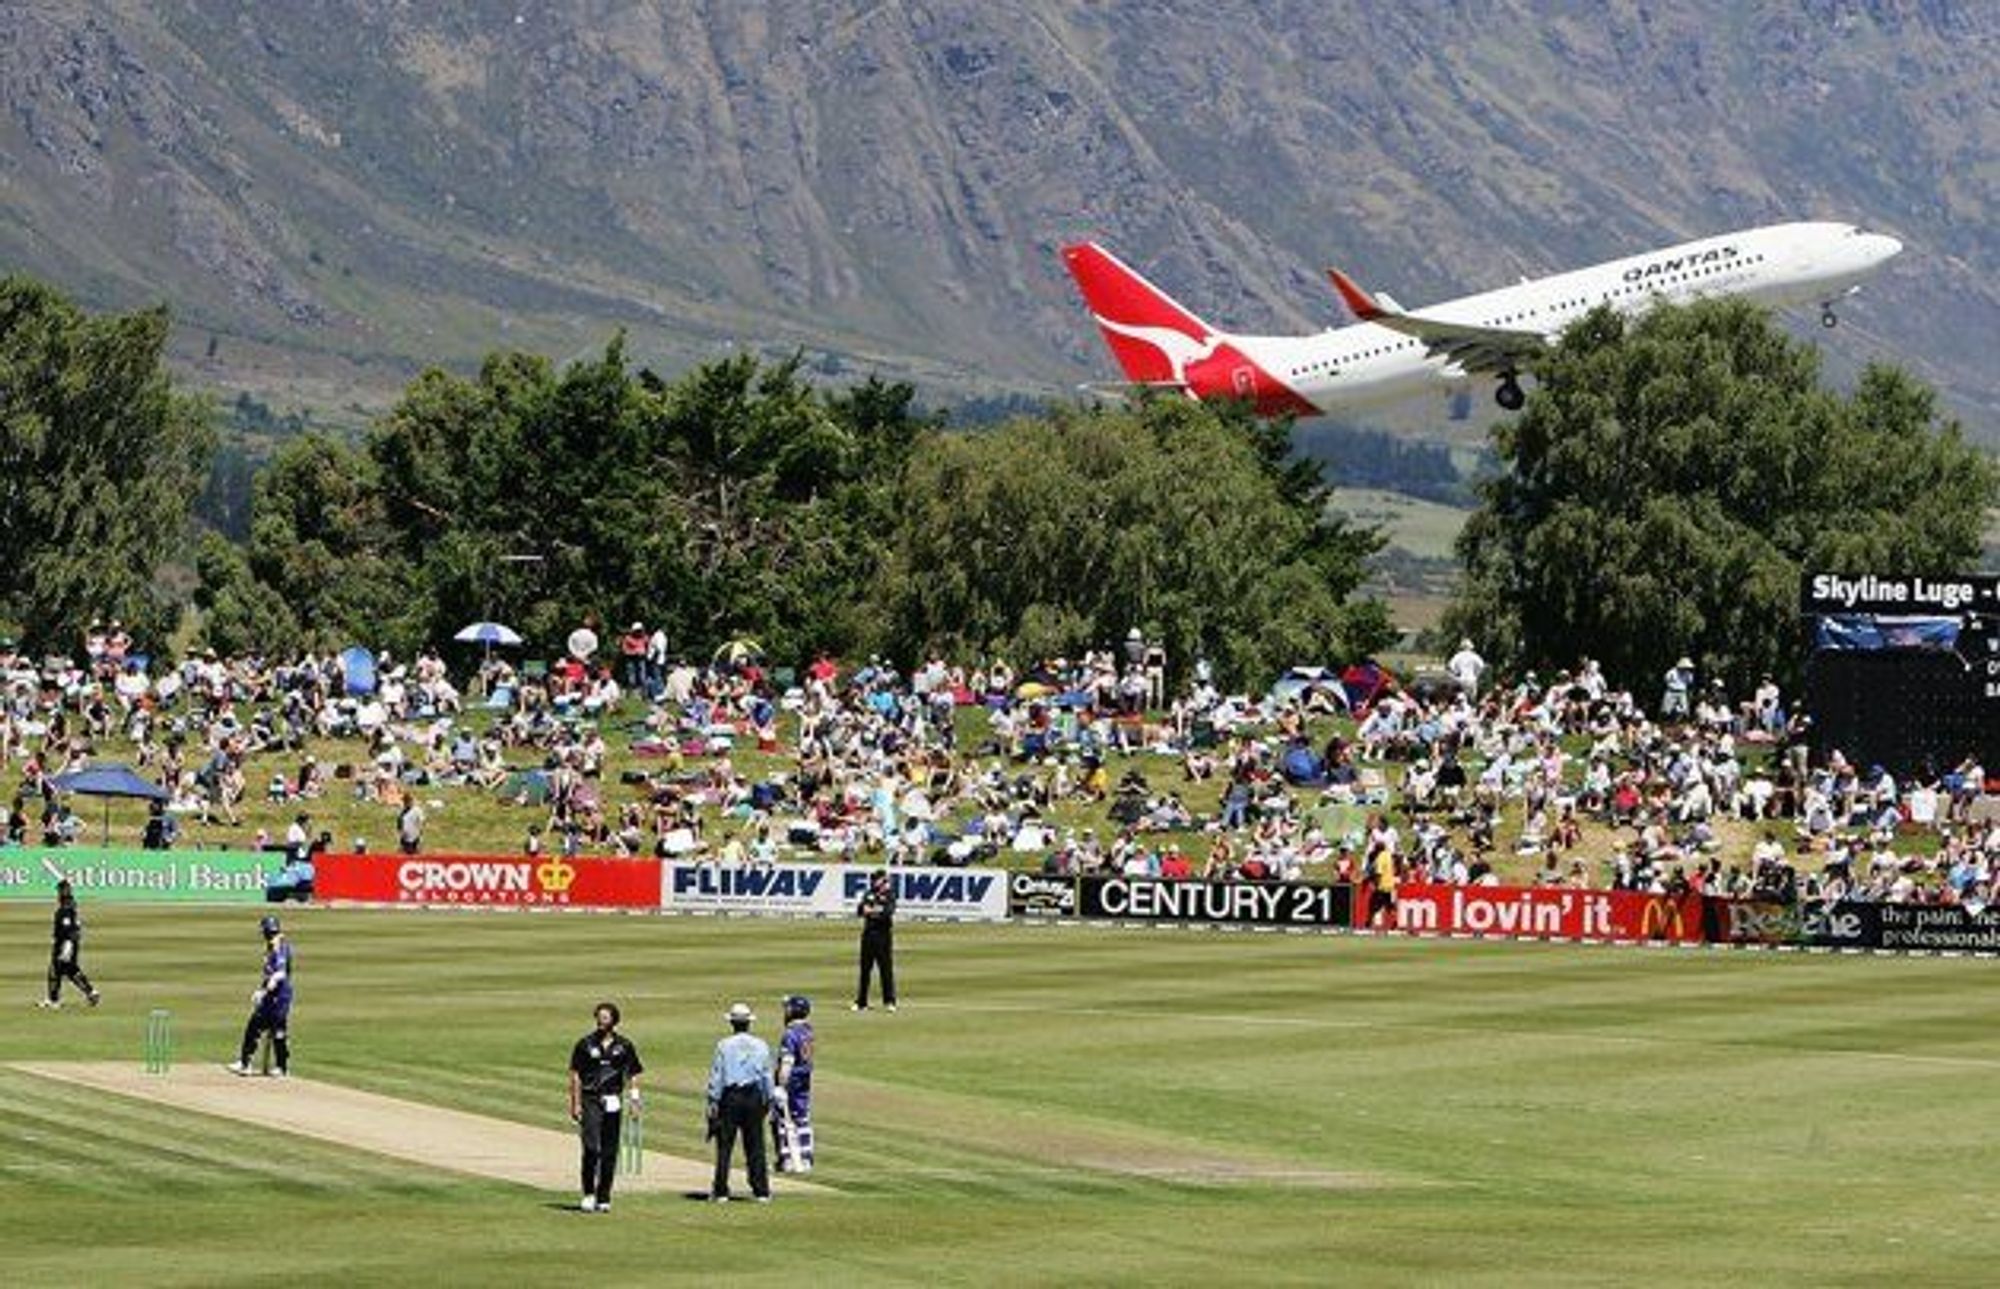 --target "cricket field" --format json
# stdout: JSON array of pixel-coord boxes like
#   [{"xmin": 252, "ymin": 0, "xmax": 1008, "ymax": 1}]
[{"xmin": 3, "ymin": 905, "xmax": 1997, "ymax": 1286}]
